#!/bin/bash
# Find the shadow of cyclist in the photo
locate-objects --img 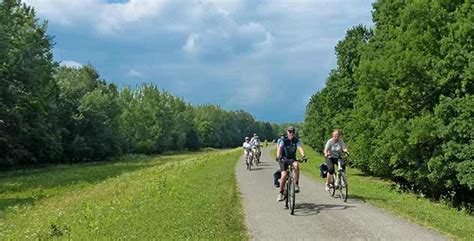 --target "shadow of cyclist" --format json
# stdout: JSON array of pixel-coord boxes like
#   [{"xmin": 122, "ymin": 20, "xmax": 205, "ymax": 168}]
[{"xmin": 293, "ymin": 203, "xmax": 356, "ymax": 216}]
